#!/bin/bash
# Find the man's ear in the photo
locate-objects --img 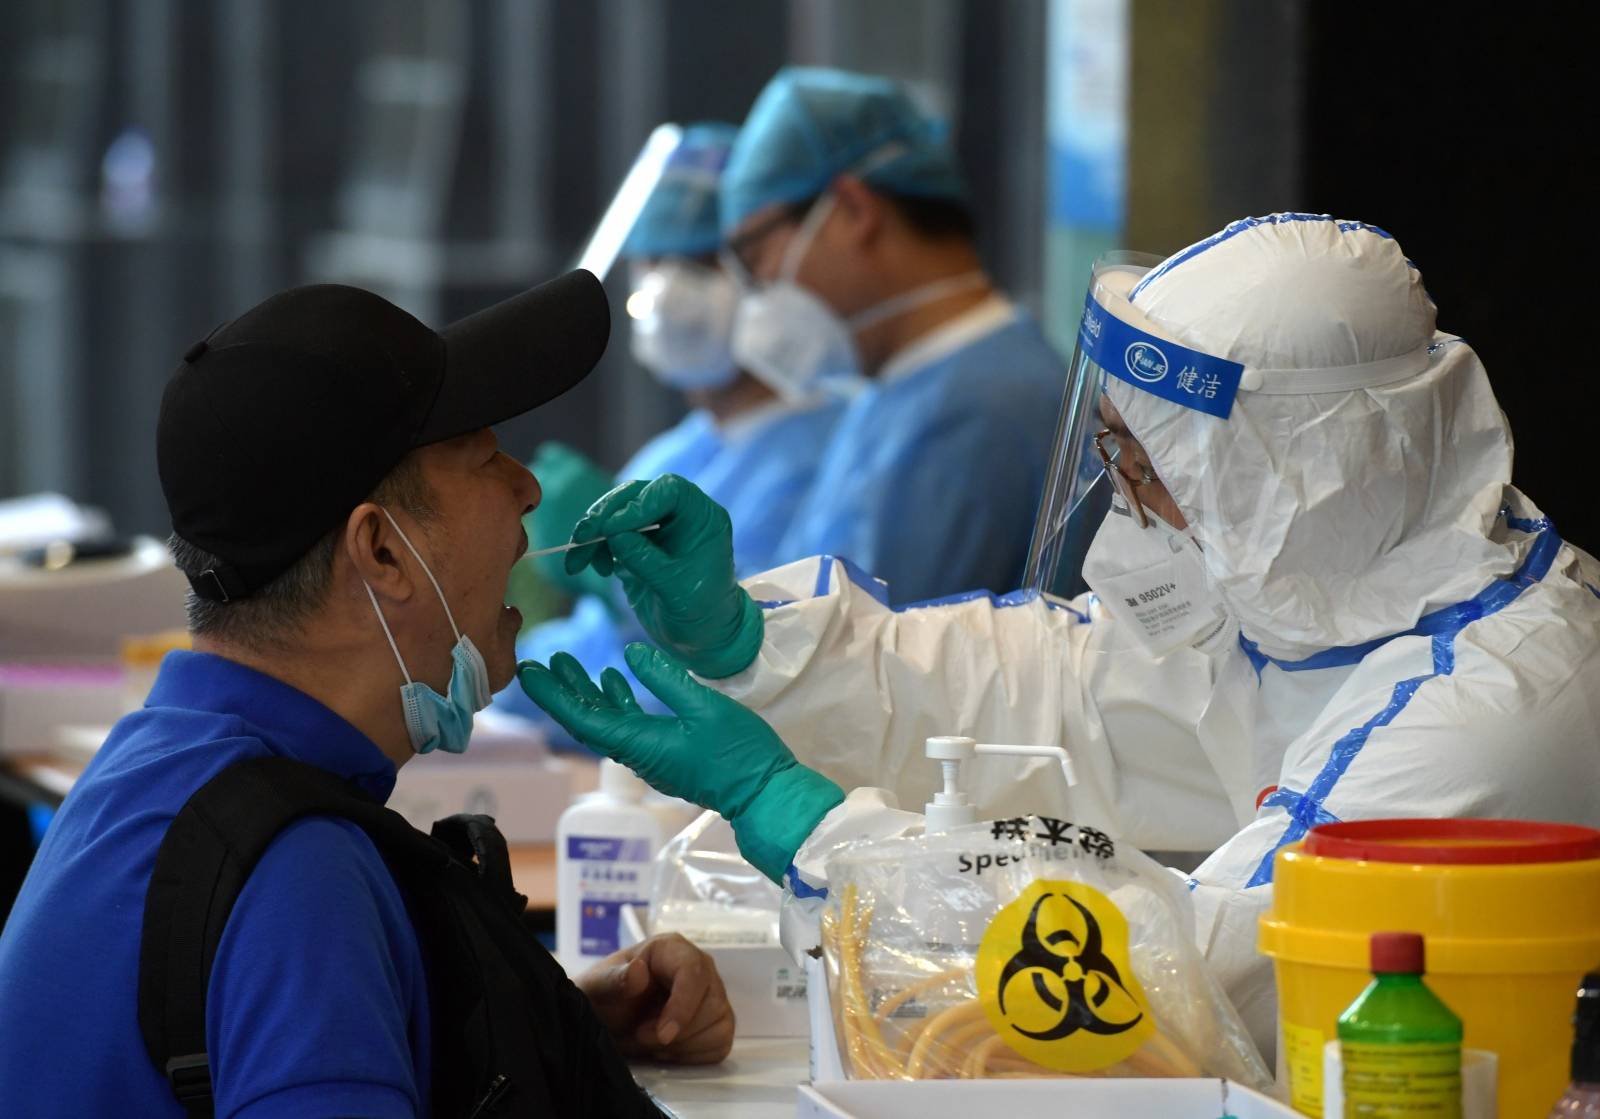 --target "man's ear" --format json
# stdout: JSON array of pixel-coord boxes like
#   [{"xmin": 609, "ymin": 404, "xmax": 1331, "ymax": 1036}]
[
  {"xmin": 830, "ymin": 175, "xmax": 886, "ymax": 249},
  {"xmin": 344, "ymin": 502, "xmax": 416, "ymax": 605}
]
